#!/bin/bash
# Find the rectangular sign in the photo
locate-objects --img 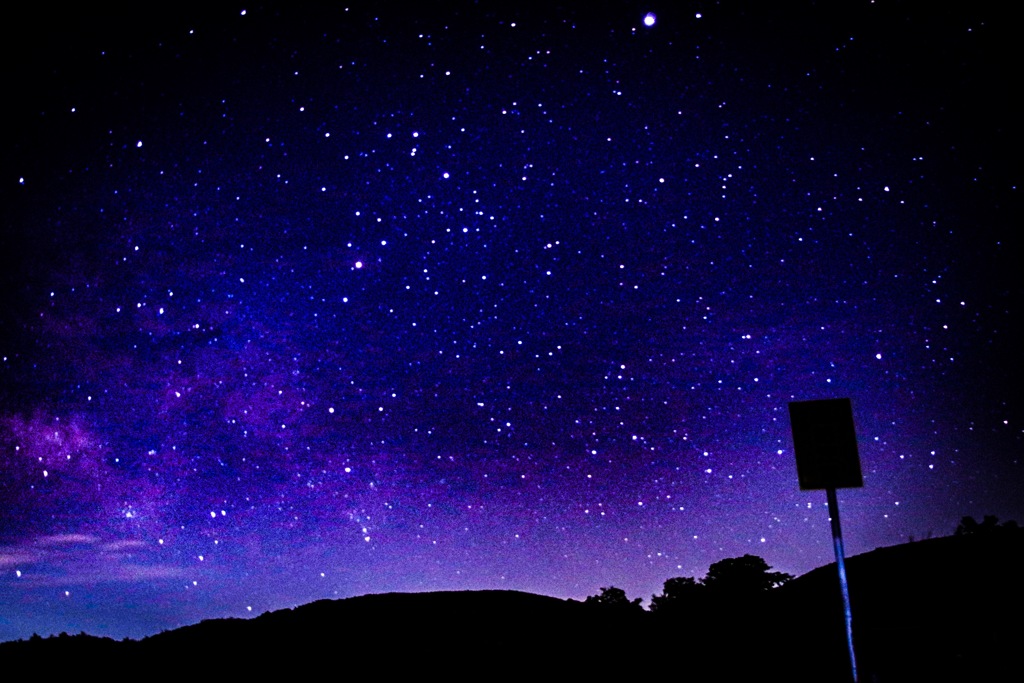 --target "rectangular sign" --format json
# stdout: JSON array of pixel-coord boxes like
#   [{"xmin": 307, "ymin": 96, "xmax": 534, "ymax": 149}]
[{"xmin": 788, "ymin": 398, "xmax": 863, "ymax": 490}]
